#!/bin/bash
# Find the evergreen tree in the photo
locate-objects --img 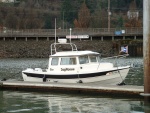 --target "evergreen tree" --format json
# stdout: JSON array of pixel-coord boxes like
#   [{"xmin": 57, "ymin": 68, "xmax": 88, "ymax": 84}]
[
  {"xmin": 44, "ymin": 14, "xmax": 52, "ymax": 29},
  {"xmin": 61, "ymin": 0, "xmax": 75, "ymax": 25},
  {"xmin": 117, "ymin": 16, "xmax": 123, "ymax": 28}
]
